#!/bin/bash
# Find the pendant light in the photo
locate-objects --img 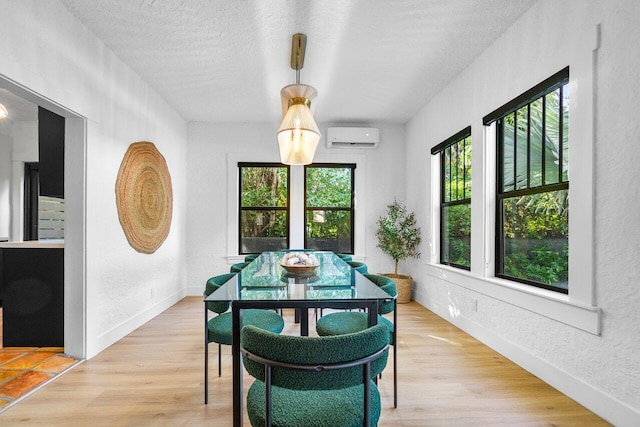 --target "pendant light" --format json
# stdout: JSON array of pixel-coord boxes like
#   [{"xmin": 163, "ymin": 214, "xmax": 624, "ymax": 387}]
[
  {"xmin": 277, "ymin": 33, "xmax": 320, "ymax": 165},
  {"xmin": 0, "ymin": 103, "xmax": 8, "ymax": 119}
]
